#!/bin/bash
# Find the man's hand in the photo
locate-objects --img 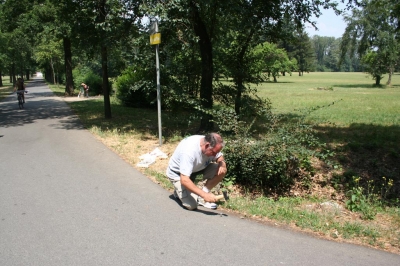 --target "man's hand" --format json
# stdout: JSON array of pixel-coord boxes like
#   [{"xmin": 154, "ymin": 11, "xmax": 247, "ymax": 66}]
[
  {"xmin": 202, "ymin": 192, "xmax": 217, "ymax": 203},
  {"xmin": 217, "ymin": 161, "xmax": 227, "ymax": 176}
]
